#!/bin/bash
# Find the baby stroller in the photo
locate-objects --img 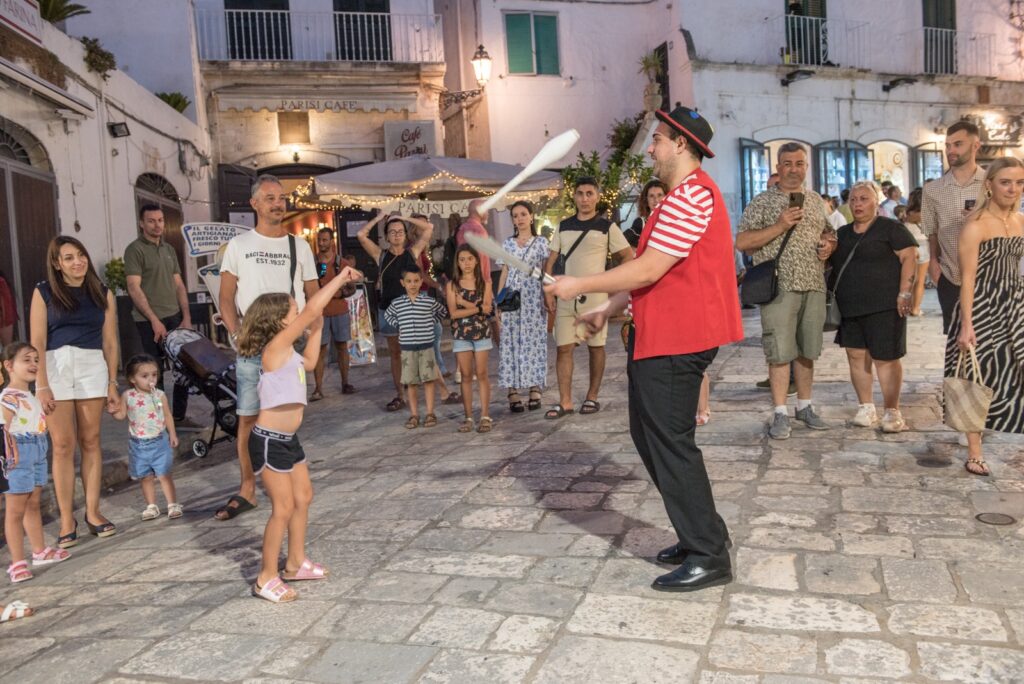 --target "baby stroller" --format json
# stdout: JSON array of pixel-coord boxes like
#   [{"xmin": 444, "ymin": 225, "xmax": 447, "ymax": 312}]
[{"xmin": 164, "ymin": 329, "xmax": 238, "ymax": 458}]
